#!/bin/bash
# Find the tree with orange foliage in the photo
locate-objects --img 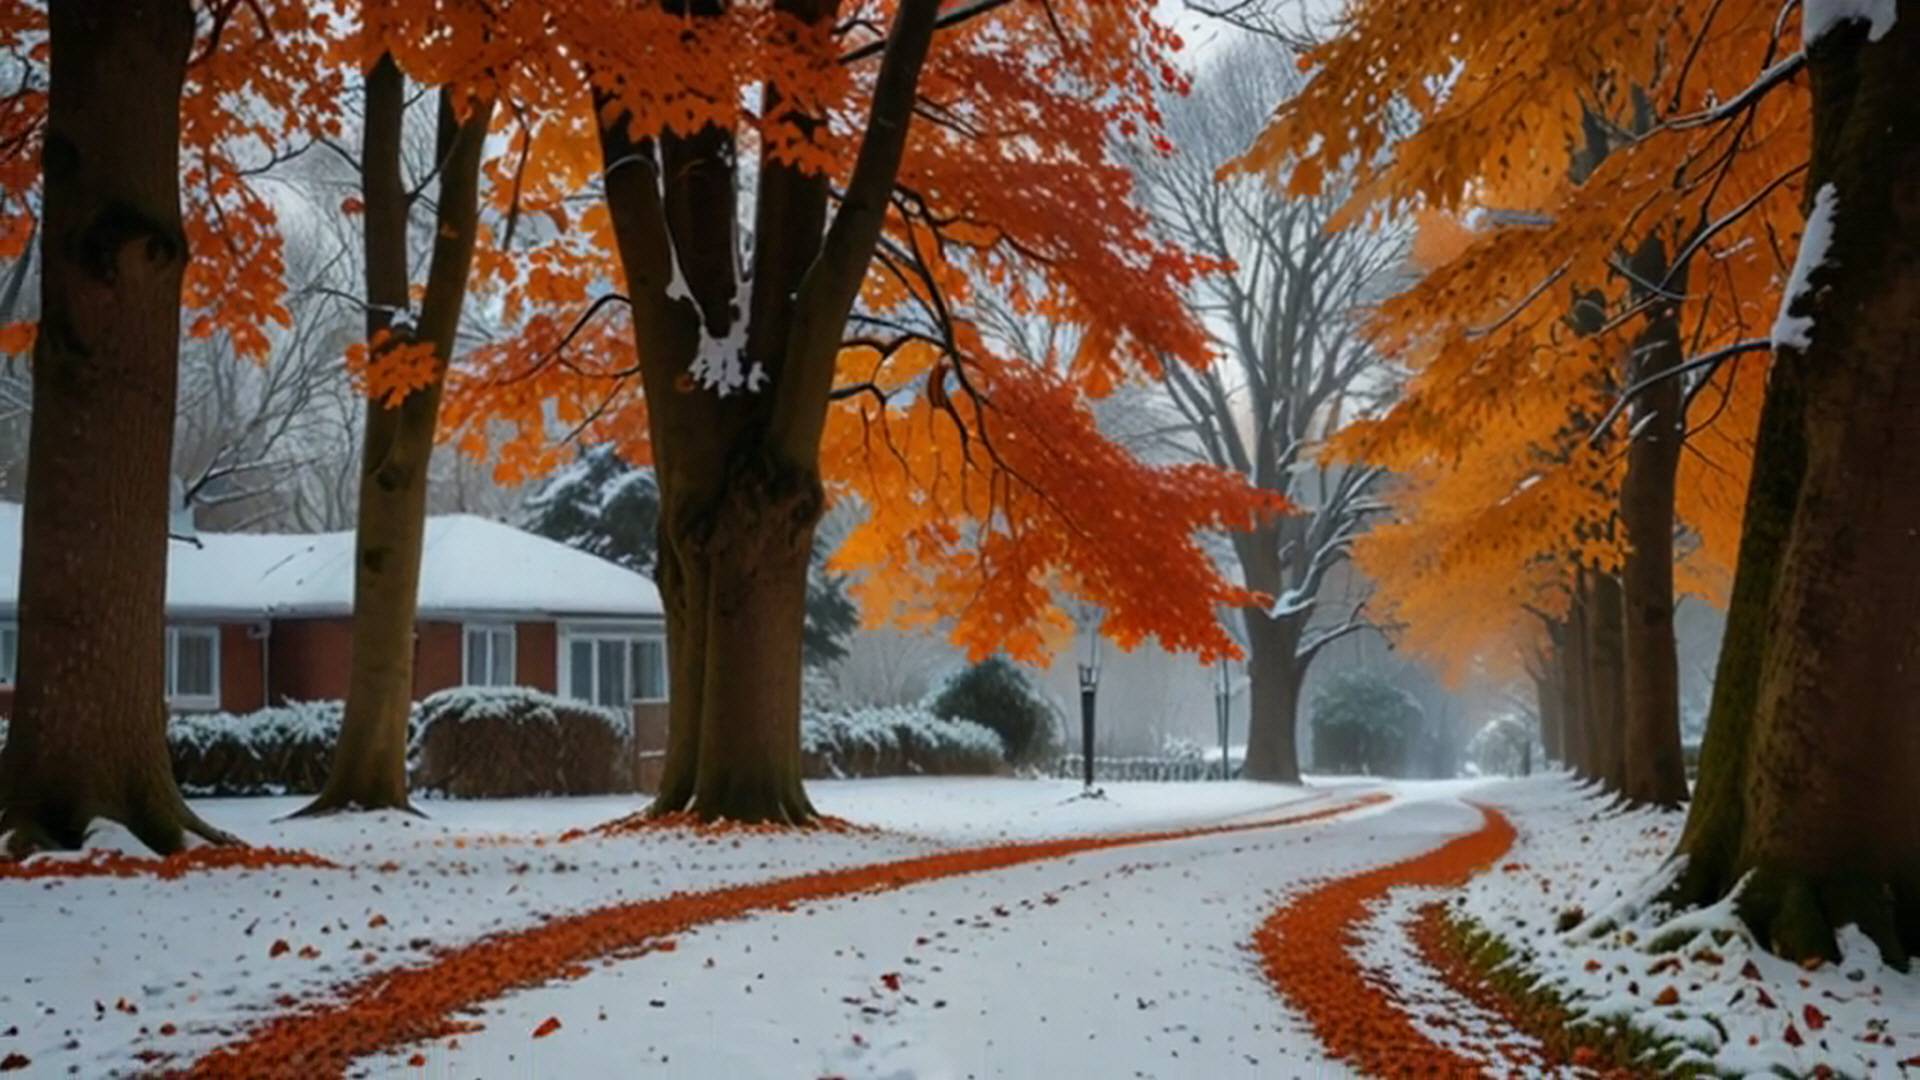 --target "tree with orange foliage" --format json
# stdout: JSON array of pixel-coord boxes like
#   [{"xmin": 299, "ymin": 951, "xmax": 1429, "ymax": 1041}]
[
  {"xmin": 0, "ymin": 0, "xmax": 336, "ymax": 854},
  {"xmin": 1241, "ymin": 0, "xmax": 1920, "ymax": 962},
  {"xmin": 419, "ymin": 0, "xmax": 1274, "ymax": 822},
  {"xmin": 1128, "ymin": 43, "xmax": 1404, "ymax": 783},
  {"xmin": 1232, "ymin": 0, "xmax": 1802, "ymax": 809},
  {"xmin": 299, "ymin": 34, "xmax": 498, "ymax": 815}
]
